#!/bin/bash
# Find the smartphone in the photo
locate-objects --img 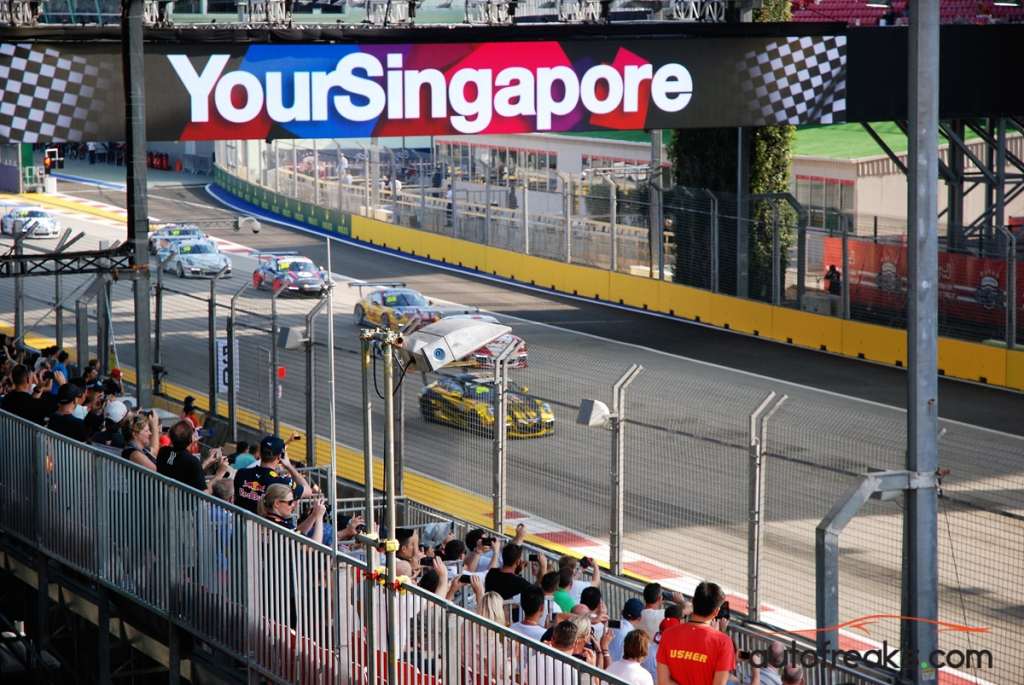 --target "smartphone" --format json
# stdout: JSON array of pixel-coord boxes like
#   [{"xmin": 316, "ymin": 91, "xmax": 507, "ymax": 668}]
[
  {"xmin": 738, "ymin": 650, "xmax": 751, "ymax": 661},
  {"xmin": 579, "ymin": 557, "xmax": 592, "ymax": 569},
  {"xmin": 662, "ymin": 590, "xmax": 677, "ymax": 602},
  {"xmin": 717, "ymin": 601, "xmax": 731, "ymax": 622},
  {"xmin": 355, "ymin": 524, "xmax": 367, "ymax": 533},
  {"xmin": 459, "ymin": 574, "xmax": 471, "ymax": 583},
  {"xmin": 607, "ymin": 619, "xmax": 621, "ymax": 629},
  {"xmin": 528, "ymin": 553, "xmax": 539, "ymax": 563},
  {"xmin": 421, "ymin": 556, "xmax": 435, "ymax": 567}
]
